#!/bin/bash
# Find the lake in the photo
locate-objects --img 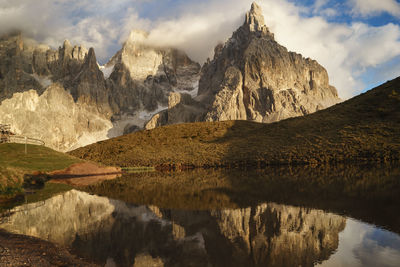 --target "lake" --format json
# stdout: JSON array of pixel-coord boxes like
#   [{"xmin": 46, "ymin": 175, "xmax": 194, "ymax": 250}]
[{"xmin": 1, "ymin": 164, "xmax": 400, "ymax": 266}]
